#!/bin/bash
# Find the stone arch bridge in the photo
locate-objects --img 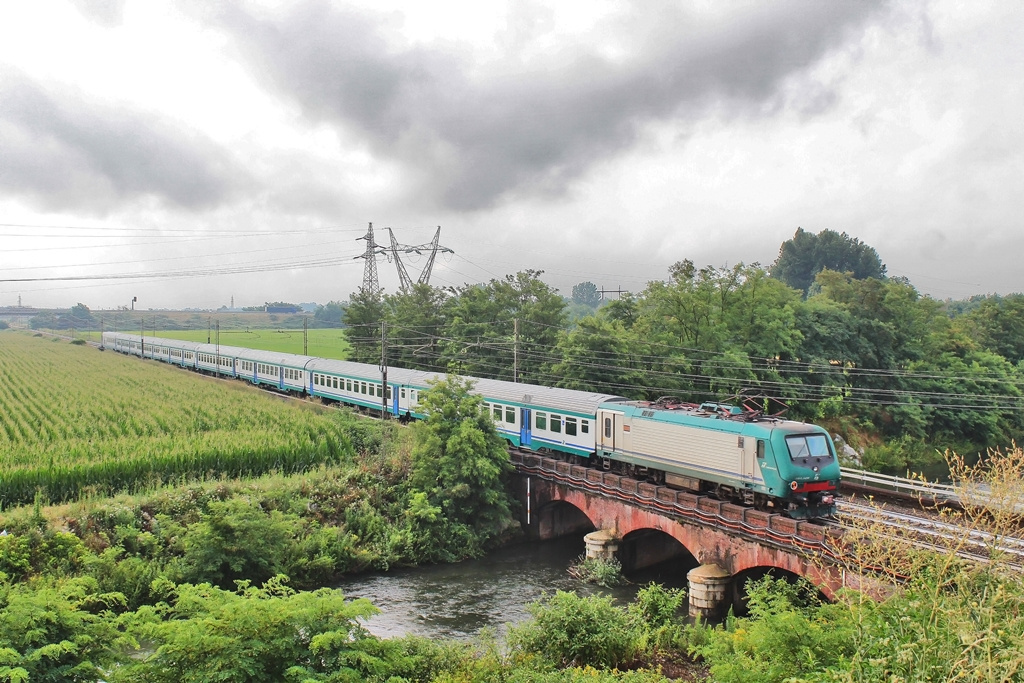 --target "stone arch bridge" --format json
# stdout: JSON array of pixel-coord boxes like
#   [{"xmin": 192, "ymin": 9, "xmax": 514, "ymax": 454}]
[{"xmin": 510, "ymin": 452, "xmax": 865, "ymax": 617}]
